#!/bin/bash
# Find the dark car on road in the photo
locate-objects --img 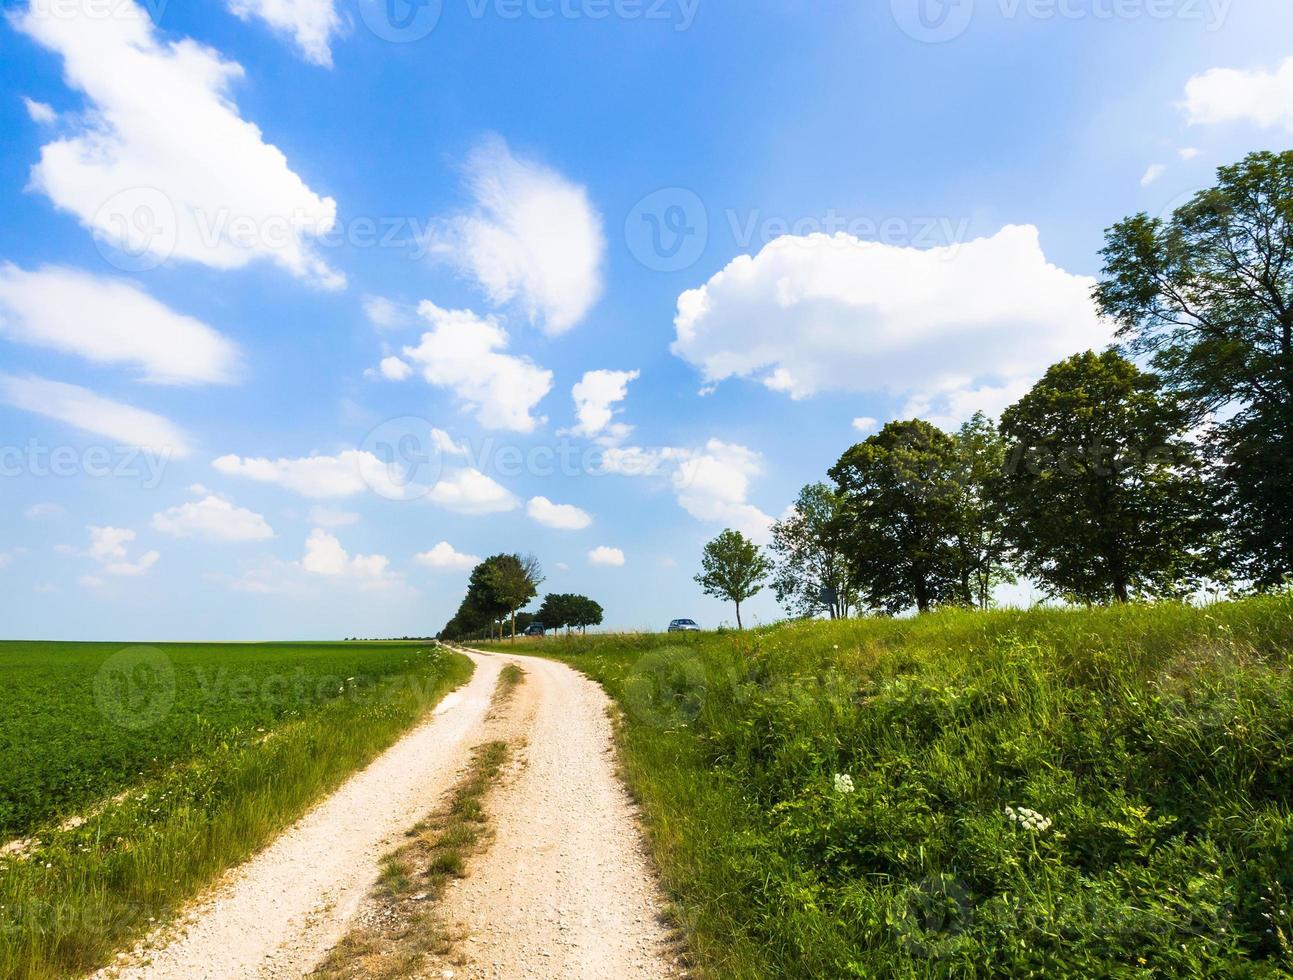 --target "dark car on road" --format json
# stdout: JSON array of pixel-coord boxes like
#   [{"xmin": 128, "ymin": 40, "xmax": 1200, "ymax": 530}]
[{"xmin": 523, "ymin": 623, "xmax": 545, "ymax": 637}]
